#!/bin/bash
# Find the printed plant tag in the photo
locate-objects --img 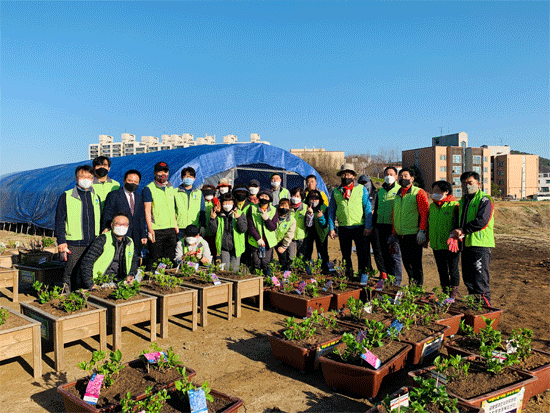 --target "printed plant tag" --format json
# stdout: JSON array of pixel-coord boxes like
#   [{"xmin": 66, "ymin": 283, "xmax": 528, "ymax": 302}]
[
  {"xmin": 387, "ymin": 320, "xmax": 404, "ymax": 337},
  {"xmin": 321, "ymin": 280, "xmax": 333, "ymax": 292},
  {"xmin": 420, "ymin": 334, "xmax": 444, "ymax": 362},
  {"xmin": 283, "ymin": 271, "xmax": 291, "ymax": 279},
  {"xmin": 389, "ymin": 391, "xmax": 409, "ymax": 409},
  {"xmin": 506, "ymin": 340, "xmax": 518, "ymax": 354},
  {"xmin": 327, "ymin": 262, "xmax": 336, "ymax": 272},
  {"xmin": 188, "ymin": 388, "xmax": 208, "ymax": 413},
  {"xmin": 306, "ymin": 307, "xmax": 313, "ymax": 318},
  {"xmin": 310, "ymin": 278, "xmax": 317, "ymax": 284},
  {"xmin": 187, "ymin": 262, "xmax": 199, "ymax": 271},
  {"xmin": 271, "ymin": 276, "xmax": 280, "ymax": 287},
  {"xmin": 375, "ymin": 279, "xmax": 384, "ymax": 291},
  {"xmin": 481, "ymin": 387, "xmax": 524, "ymax": 413},
  {"xmin": 361, "ymin": 349, "xmax": 381, "ymax": 369},
  {"xmin": 360, "ymin": 273, "xmax": 369, "ymax": 285},
  {"xmin": 143, "ymin": 351, "xmax": 167, "ymax": 364},
  {"xmin": 295, "ymin": 281, "xmax": 306, "ymax": 295},
  {"xmin": 135, "ymin": 269, "xmax": 144, "ymax": 283},
  {"xmin": 38, "ymin": 257, "xmax": 47, "ymax": 265},
  {"xmin": 393, "ymin": 290, "xmax": 404, "ymax": 304},
  {"xmin": 83, "ymin": 373, "xmax": 104, "ymax": 405},
  {"xmin": 356, "ymin": 330, "xmax": 367, "ymax": 342},
  {"xmin": 442, "ymin": 297, "xmax": 455, "ymax": 305},
  {"xmin": 210, "ymin": 273, "xmax": 221, "ymax": 285},
  {"xmin": 491, "ymin": 350, "xmax": 507, "ymax": 363},
  {"xmin": 363, "ymin": 302, "xmax": 373, "ymax": 314},
  {"xmin": 429, "ymin": 370, "xmax": 448, "ymax": 386}
]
